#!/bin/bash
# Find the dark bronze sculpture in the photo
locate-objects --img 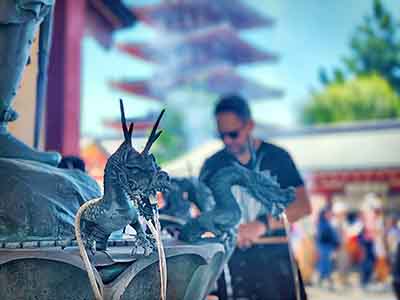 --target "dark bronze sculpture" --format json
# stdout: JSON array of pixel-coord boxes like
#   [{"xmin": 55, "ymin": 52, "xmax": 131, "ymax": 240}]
[
  {"xmin": 0, "ymin": 100, "xmax": 225, "ymax": 300},
  {"xmin": 78, "ymin": 100, "xmax": 169, "ymax": 255},
  {"xmin": 160, "ymin": 177, "xmax": 214, "ymax": 224},
  {"xmin": 162, "ymin": 162, "xmax": 296, "ymax": 258},
  {"xmin": 74, "ymin": 99, "xmax": 170, "ymax": 300},
  {"xmin": 181, "ymin": 164, "xmax": 294, "ymax": 237},
  {"xmin": 159, "ymin": 157, "xmax": 296, "ymax": 299},
  {"xmin": 0, "ymin": 96, "xmax": 170, "ymax": 257},
  {"xmin": 0, "ymin": 0, "xmax": 60, "ymax": 165},
  {"xmin": 0, "ymin": 157, "xmax": 101, "ymax": 242},
  {"xmin": 160, "ymin": 164, "xmax": 295, "ymax": 242}
]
